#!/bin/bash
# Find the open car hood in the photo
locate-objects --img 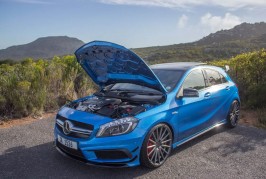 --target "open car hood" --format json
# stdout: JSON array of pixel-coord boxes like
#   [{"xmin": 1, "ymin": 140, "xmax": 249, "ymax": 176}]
[{"xmin": 75, "ymin": 41, "xmax": 167, "ymax": 94}]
